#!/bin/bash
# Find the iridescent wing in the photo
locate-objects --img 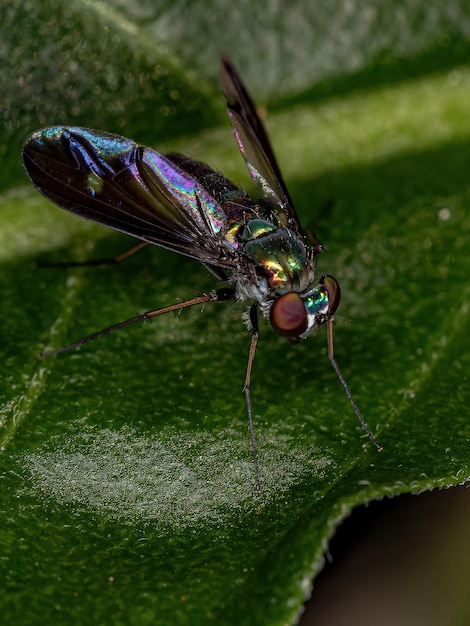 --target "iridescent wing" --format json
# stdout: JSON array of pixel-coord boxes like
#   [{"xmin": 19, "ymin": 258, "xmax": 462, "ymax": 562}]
[
  {"xmin": 219, "ymin": 54, "xmax": 304, "ymax": 236},
  {"xmin": 22, "ymin": 127, "xmax": 238, "ymax": 268}
]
